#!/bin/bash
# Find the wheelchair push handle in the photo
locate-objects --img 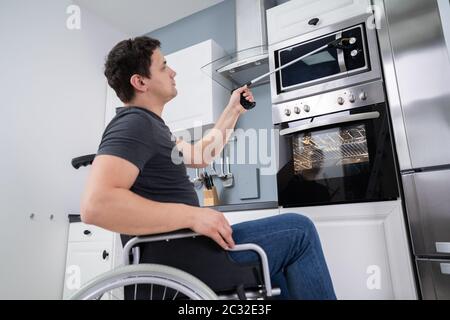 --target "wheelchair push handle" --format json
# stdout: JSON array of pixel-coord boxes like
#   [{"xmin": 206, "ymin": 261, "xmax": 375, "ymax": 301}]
[{"xmin": 71, "ymin": 154, "xmax": 96, "ymax": 169}]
